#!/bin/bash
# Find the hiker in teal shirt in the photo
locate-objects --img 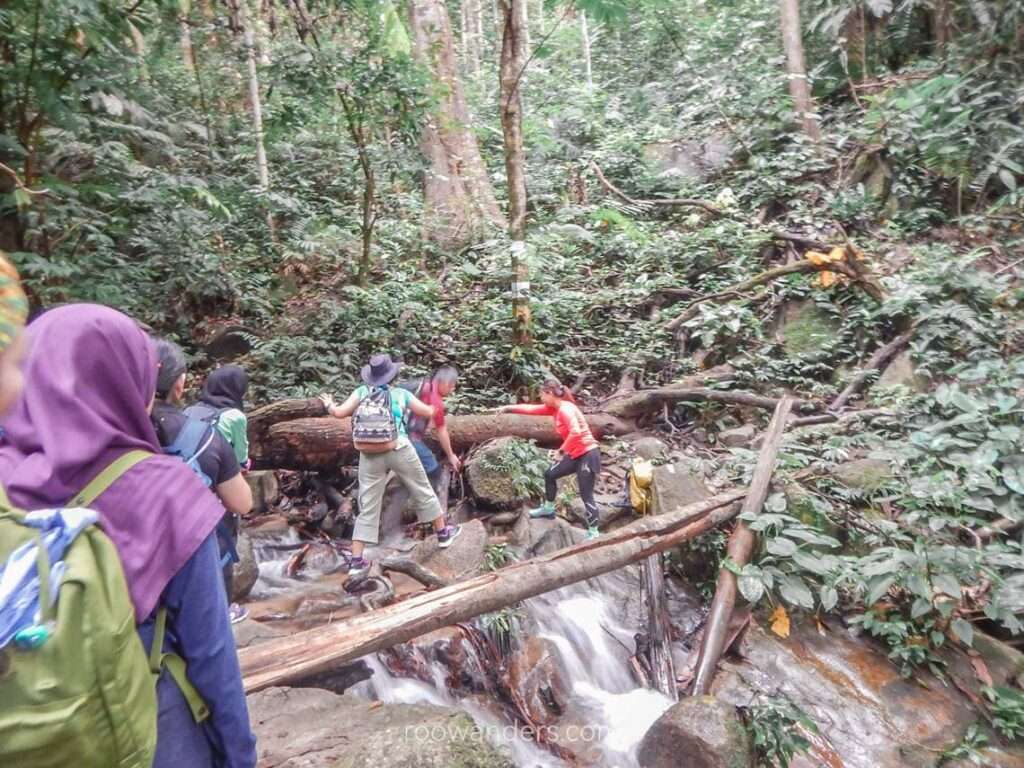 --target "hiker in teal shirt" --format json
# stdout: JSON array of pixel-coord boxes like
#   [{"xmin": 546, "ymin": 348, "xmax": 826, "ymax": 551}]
[{"xmin": 320, "ymin": 354, "xmax": 461, "ymax": 575}]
